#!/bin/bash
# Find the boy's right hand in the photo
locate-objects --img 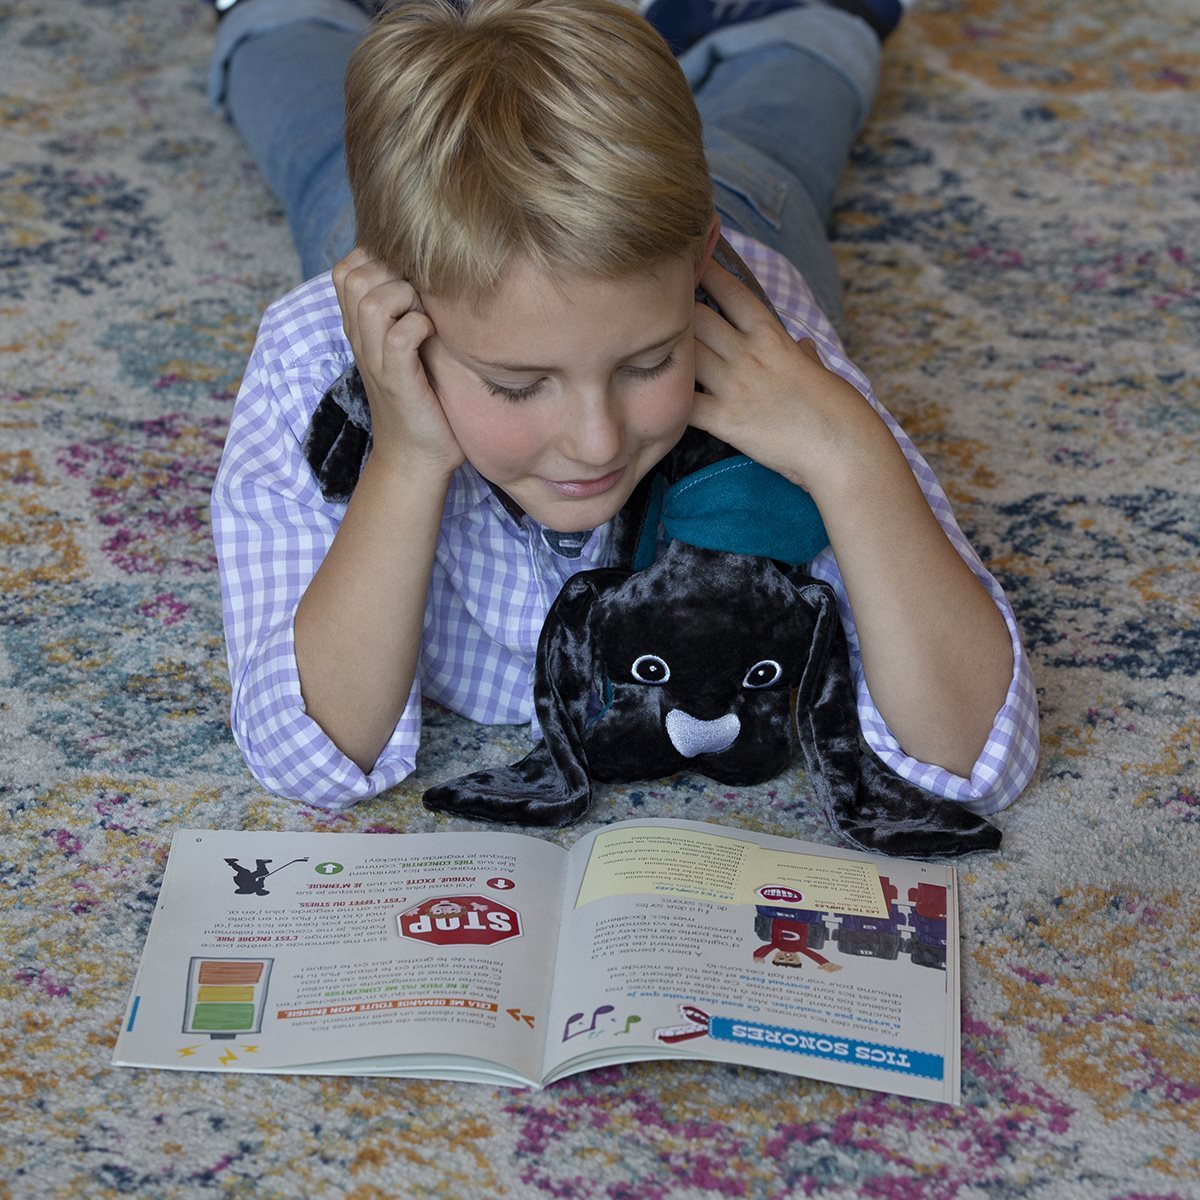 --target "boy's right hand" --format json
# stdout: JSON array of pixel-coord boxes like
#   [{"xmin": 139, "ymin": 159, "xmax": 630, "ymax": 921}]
[{"xmin": 332, "ymin": 248, "xmax": 465, "ymax": 479}]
